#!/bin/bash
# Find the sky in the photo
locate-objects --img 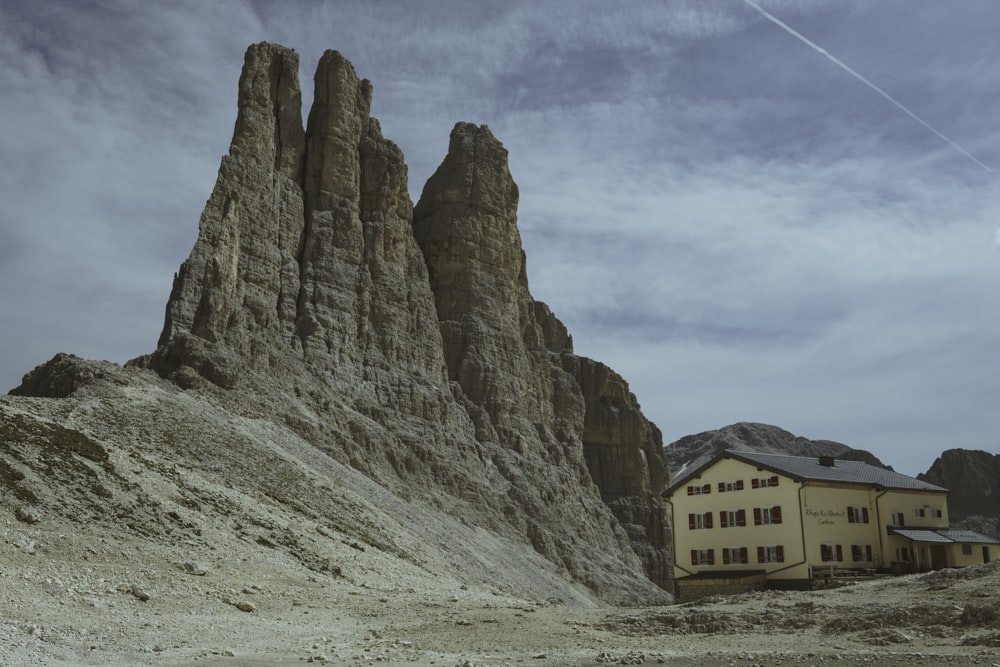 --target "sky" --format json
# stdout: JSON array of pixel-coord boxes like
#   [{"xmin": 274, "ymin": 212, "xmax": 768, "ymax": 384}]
[{"xmin": 1, "ymin": 0, "xmax": 998, "ymax": 477}]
